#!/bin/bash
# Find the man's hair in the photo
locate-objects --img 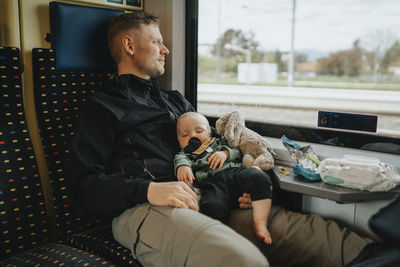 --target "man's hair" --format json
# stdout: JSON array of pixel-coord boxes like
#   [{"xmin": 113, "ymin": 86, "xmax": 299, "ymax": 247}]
[
  {"xmin": 177, "ymin": 112, "xmax": 211, "ymax": 133},
  {"xmin": 107, "ymin": 12, "xmax": 159, "ymax": 63}
]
